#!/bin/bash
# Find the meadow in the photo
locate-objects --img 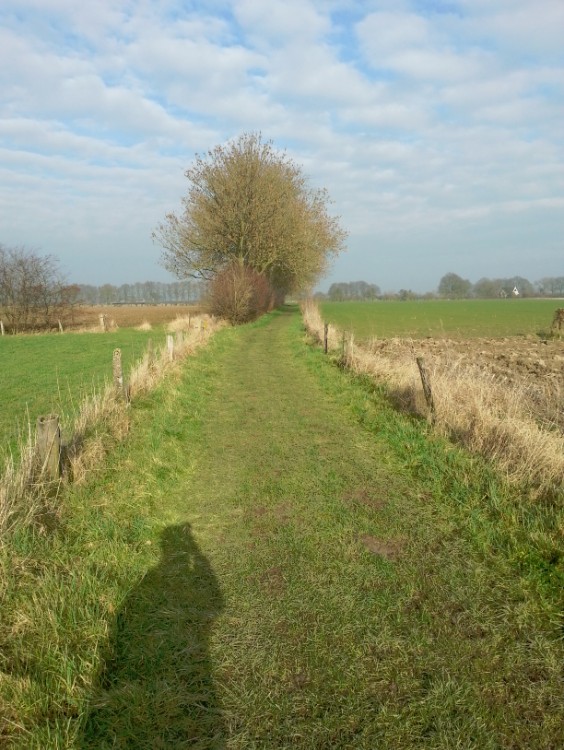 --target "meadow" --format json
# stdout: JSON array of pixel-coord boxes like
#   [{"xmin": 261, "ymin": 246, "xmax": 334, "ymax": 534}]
[
  {"xmin": 0, "ymin": 328, "xmax": 157, "ymax": 458},
  {"xmin": 0, "ymin": 305, "xmax": 203, "ymax": 460},
  {"xmin": 320, "ymin": 298, "xmax": 561, "ymax": 339}
]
